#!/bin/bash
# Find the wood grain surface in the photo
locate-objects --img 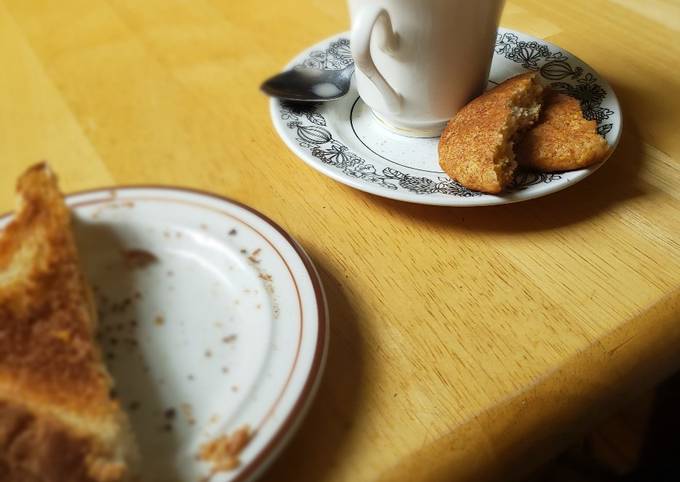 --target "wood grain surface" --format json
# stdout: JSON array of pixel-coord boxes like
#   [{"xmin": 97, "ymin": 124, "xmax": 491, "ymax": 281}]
[{"xmin": 0, "ymin": 1, "xmax": 678, "ymax": 481}]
